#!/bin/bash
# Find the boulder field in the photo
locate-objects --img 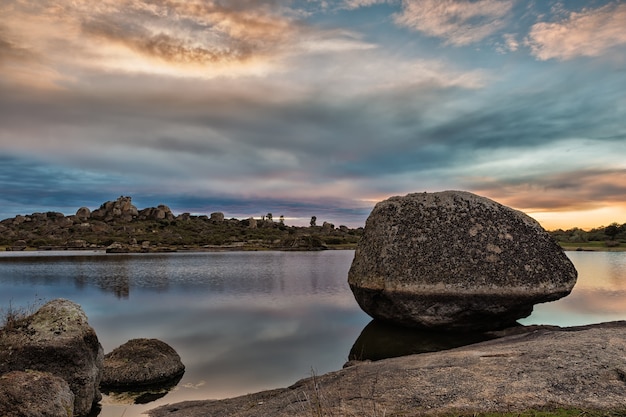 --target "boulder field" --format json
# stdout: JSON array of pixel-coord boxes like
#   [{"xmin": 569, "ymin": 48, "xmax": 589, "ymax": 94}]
[
  {"xmin": 348, "ymin": 191, "xmax": 577, "ymax": 330},
  {"xmin": 0, "ymin": 300, "xmax": 184, "ymax": 416}
]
